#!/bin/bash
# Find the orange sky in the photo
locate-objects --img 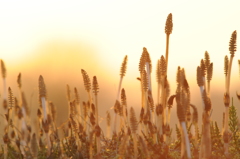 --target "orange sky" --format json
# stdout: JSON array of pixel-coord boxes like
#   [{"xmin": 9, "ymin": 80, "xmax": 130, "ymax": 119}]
[{"xmin": 0, "ymin": 1, "xmax": 240, "ymax": 131}]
